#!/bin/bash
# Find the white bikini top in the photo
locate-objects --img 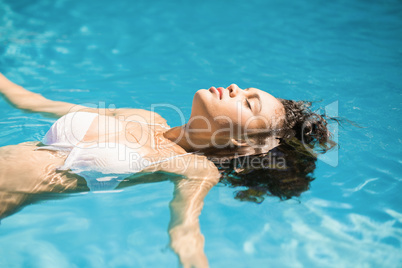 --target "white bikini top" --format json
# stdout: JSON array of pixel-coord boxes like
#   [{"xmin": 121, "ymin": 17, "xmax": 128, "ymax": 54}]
[{"xmin": 38, "ymin": 112, "xmax": 191, "ymax": 191}]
